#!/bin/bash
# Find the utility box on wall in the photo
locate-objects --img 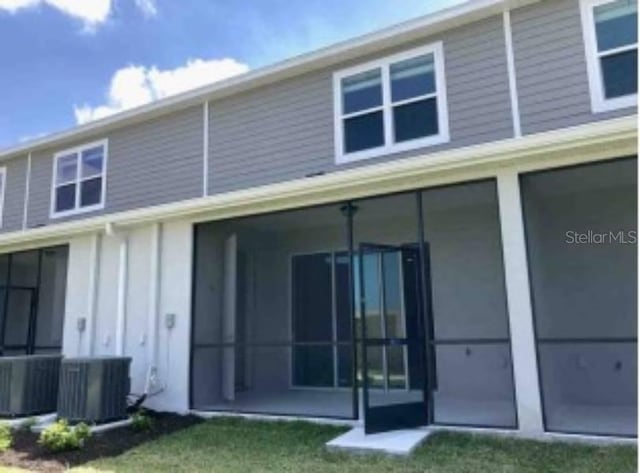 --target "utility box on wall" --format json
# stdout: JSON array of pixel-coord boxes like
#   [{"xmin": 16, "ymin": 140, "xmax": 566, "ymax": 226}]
[
  {"xmin": 0, "ymin": 355, "xmax": 62, "ymax": 417},
  {"xmin": 58, "ymin": 357, "xmax": 131, "ymax": 423}
]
